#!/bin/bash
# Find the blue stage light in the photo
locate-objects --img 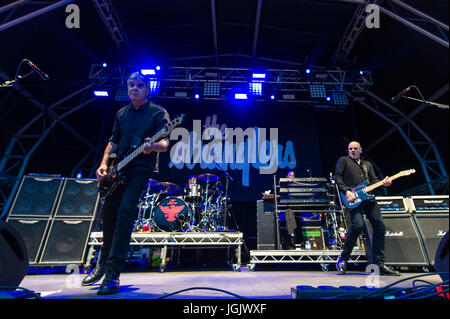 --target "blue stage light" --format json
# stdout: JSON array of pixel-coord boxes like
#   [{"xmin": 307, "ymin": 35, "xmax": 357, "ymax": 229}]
[
  {"xmin": 359, "ymin": 70, "xmax": 364, "ymax": 75},
  {"xmin": 252, "ymin": 73, "xmax": 266, "ymax": 79},
  {"xmin": 102, "ymin": 63, "xmax": 107, "ymax": 68},
  {"xmin": 94, "ymin": 90, "xmax": 108, "ymax": 97},
  {"xmin": 326, "ymin": 96, "xmax": 331, "ymax": 101},
  {"xmin": 249, "ymin": 82, "xmax": 262, "ymax": 96},
  {"xmin": 156, "ymin": 65, "xmax": 161, "ymax": 71},
  {"xmin": 141, "ymin": 69, "xmax": 156, "ymax": 75},
  {"xmin": 235, "ymin": 93, "xmax": 248, "ymax": 100},
  {"xmin": 270, "ymin": 94, "xmax": 275, "ymax": 100},
  {"xmin": 306, "ymin": 69, "xmax": 311, "ymax": 74},
  {"xmin": 194, "ymin": 93, "xmax": 200, "ymax": 99}
]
